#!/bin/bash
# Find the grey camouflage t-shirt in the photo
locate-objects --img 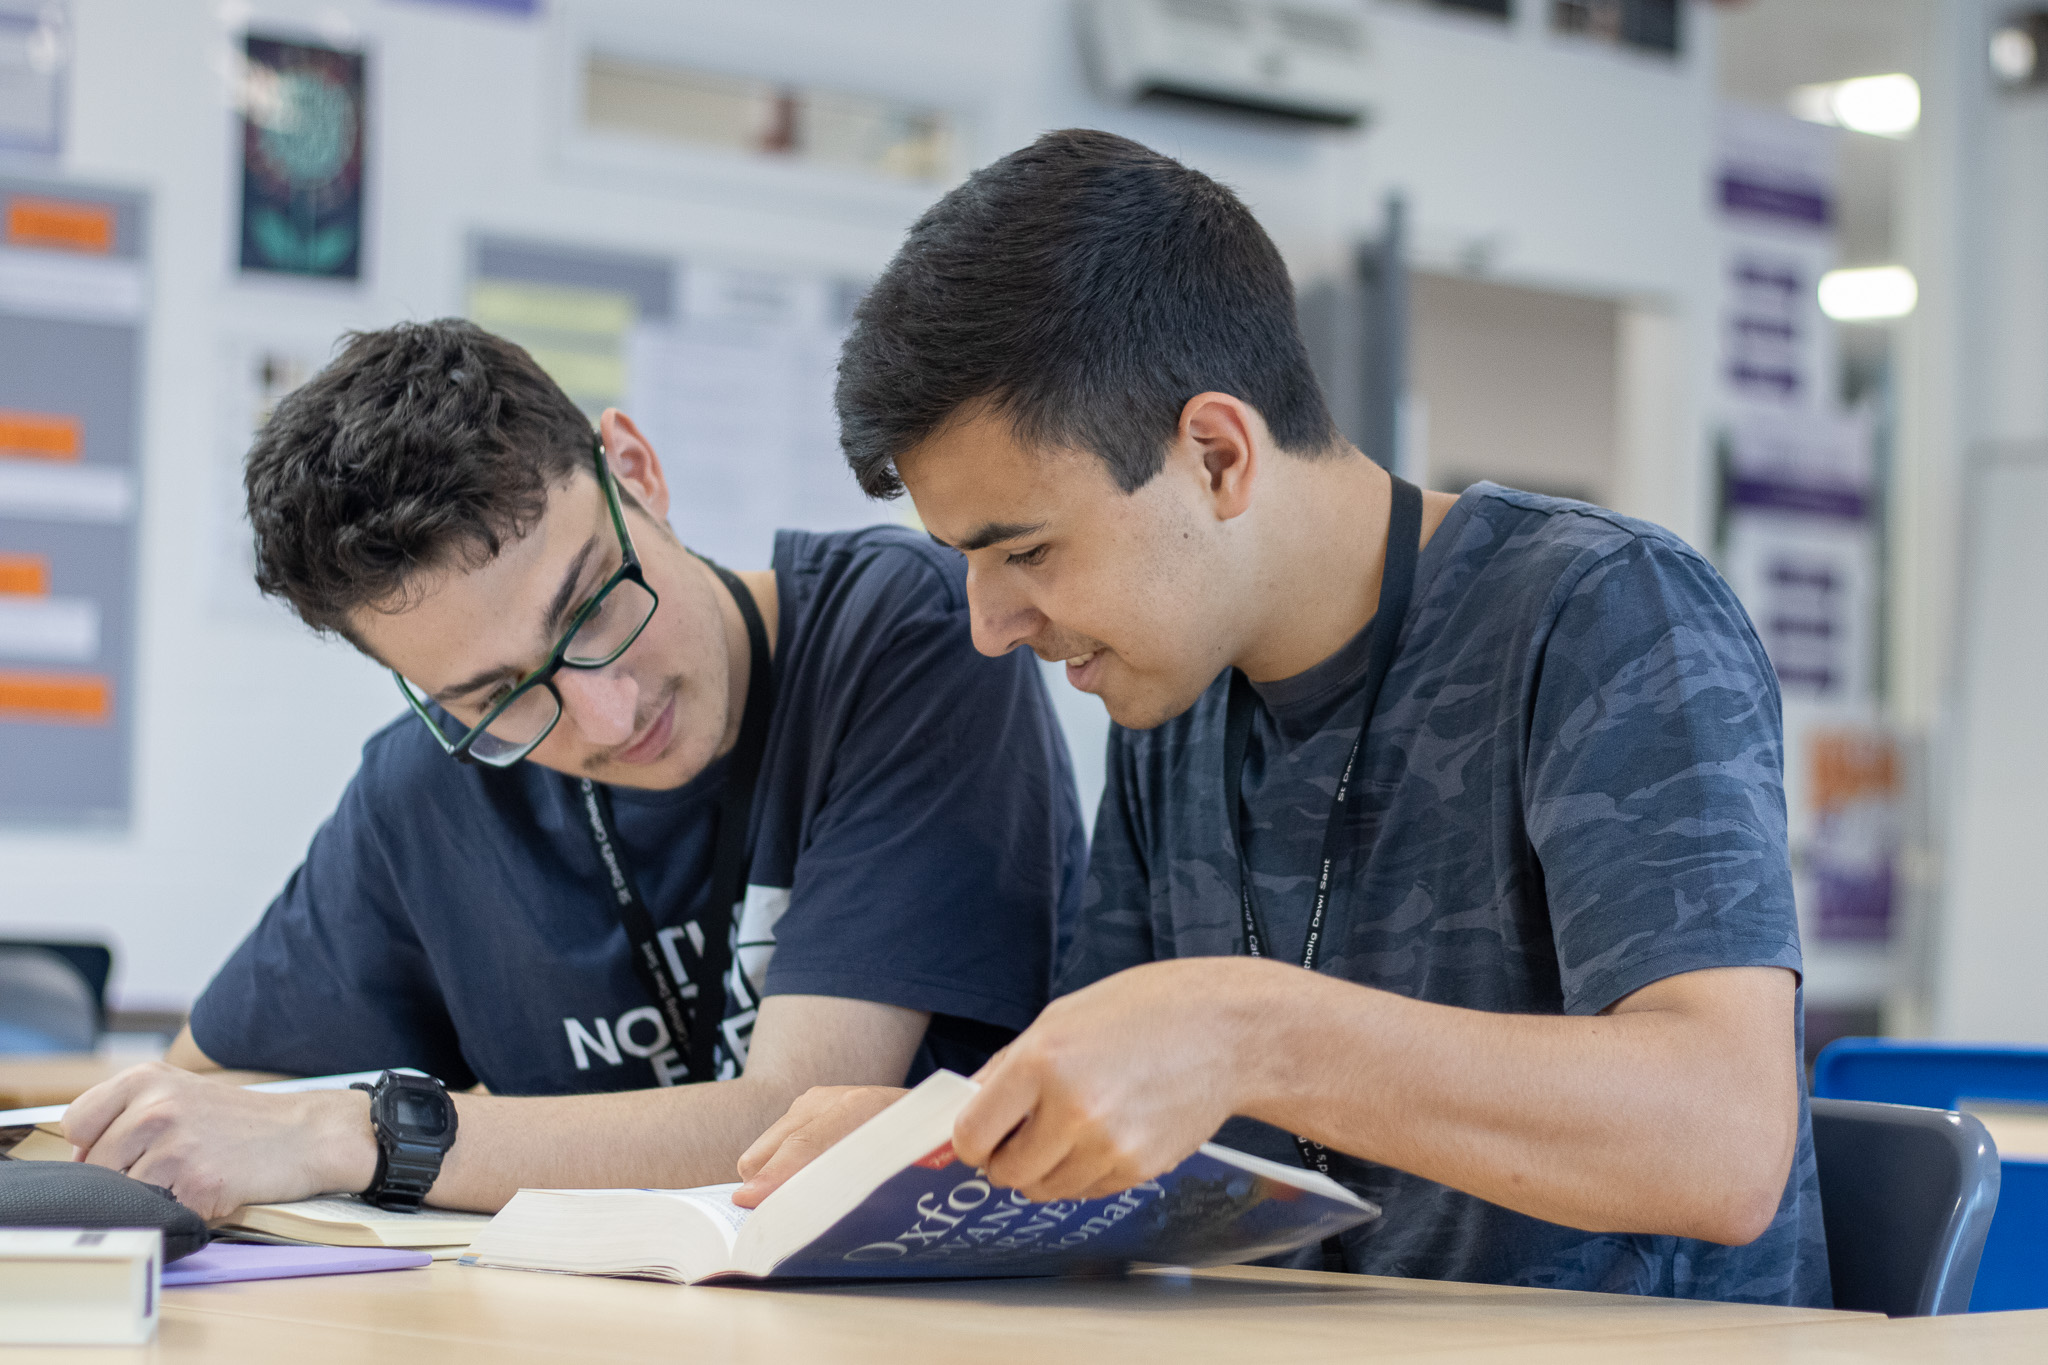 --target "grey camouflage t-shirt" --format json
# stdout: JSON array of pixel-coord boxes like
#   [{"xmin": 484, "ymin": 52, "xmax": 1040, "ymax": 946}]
[{"xmin": 1061, "ymin": 483, "xmax": 1830, "ymax": 1307}]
